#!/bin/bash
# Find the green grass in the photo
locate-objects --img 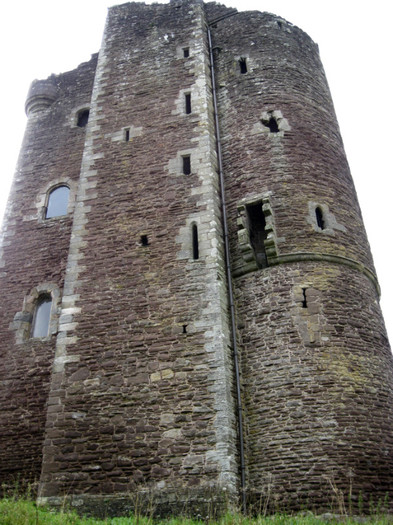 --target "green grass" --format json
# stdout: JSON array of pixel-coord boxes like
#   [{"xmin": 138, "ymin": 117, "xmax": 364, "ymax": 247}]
[{"xmin": 1, "ymin": 498, "xmax": 393, "ymax": 525}]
